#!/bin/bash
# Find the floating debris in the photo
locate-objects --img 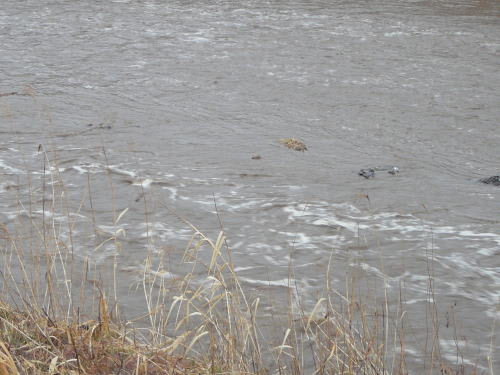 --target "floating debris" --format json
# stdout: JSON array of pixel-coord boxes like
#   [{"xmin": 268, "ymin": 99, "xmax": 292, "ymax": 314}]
[
  {"xmin": 239, "ymin": 173, "xmax": 272, "ymax": 178},
  {"xmin": 358, "ymin": 168, "xmax": 375, "ymax": 179},
  {"xmin": 279, "ymin": 138, "xmax": 308, "ymax": 152},
  {"xmin": 387, "ymin": 166, "xmax": 400, "ymax": 175},
  {"xmin": 358, "ymin": 165, "xmax": 400, "ymax": 179},
  {"xmin": 0, "ymin": 91, "xmax": 30, "ymax": 97},
  {"xmin": 479, "ymin": 175, "xmax": 500, "ymax": 186},
  {"xmin": 0, "ymin": 92, "xmax": 18, "ymax": 97},
  {"xmin": 251, "ymin": 155, "xmax": 262, "ymax": 160}
]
